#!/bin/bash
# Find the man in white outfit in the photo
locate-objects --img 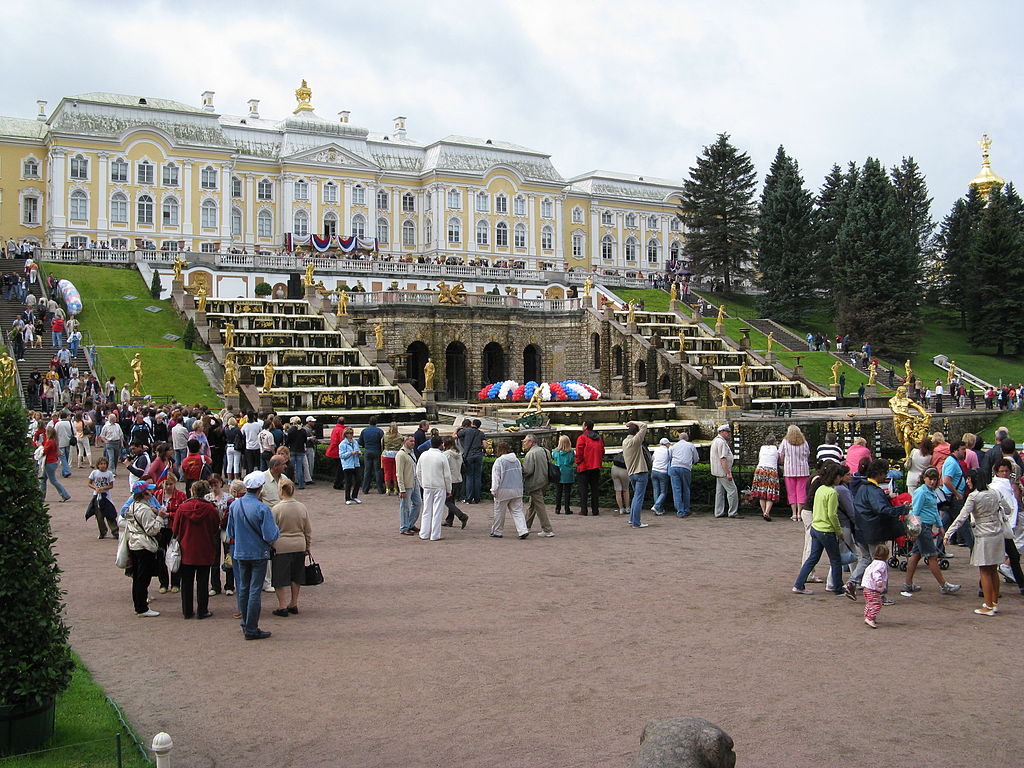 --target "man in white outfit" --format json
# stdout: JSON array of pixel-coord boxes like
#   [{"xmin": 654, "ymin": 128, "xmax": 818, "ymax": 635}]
[
  {"xmin": 490, "ymin": 441, "xmax": 530, "ymax": 539},
  {"xmin": 416, "ymin": 435, "xmax": 452, "ymax": 541},
  {"xmin": 710, "ymin": 423, "xmax": 740, "ymax": 518}
]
